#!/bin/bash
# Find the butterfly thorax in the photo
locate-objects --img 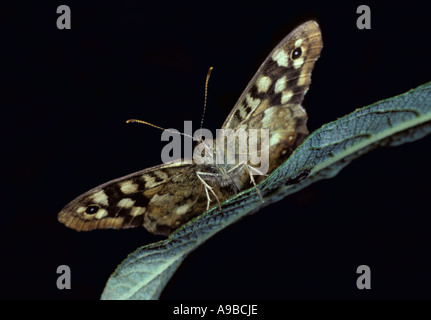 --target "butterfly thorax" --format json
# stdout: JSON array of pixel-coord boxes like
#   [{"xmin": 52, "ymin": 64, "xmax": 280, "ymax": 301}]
[
  {"xmin": 195, "ymin": 138, "xmax": 254, "ymax": 191},
  {"xmin": 196, "ymin": 163, "xmax": 248, "ymax": 193}
]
